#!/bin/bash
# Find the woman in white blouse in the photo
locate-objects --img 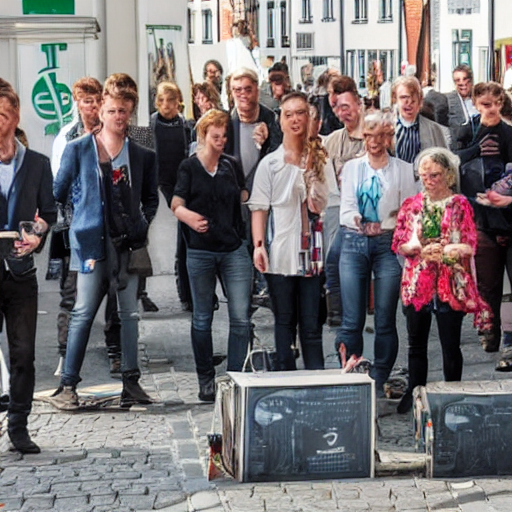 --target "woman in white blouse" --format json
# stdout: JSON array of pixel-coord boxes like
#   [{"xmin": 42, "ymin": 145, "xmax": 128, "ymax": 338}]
[
  {"xmin": 249, "ymin": 91, "xmax": 328, "ymax": 371},
  {"xmin": 337, "ymin": 112, "xmax": 417, "ymax": 396}
]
